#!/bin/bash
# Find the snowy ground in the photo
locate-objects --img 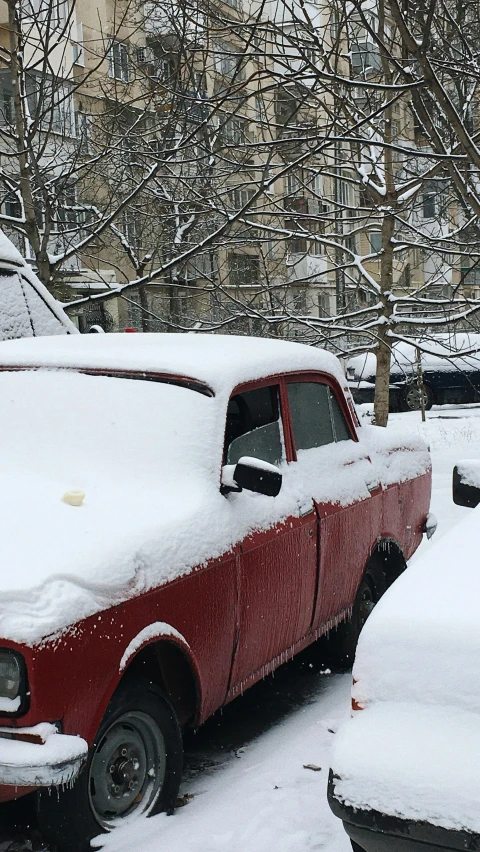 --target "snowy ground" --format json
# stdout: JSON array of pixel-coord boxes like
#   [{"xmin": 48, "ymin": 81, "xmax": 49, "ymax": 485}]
[
  {"xmin": 3, "ymin": 404, "xmax": 480, "ymax": 852},
  {"xmin": 93, "ymin": 404, "xmax": 480, "ymax": 852}
]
